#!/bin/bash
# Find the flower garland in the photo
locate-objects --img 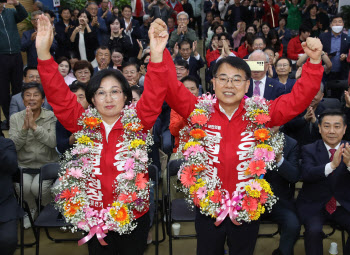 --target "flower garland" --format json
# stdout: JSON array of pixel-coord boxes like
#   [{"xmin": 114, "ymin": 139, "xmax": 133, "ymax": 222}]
[
  {"xmin": 53, "ymin": 105, "xmax": 153, "ymax": 244},
  {"xmin": 177, "ymin": 95, "xmax": 283, "ymax": 224}
]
